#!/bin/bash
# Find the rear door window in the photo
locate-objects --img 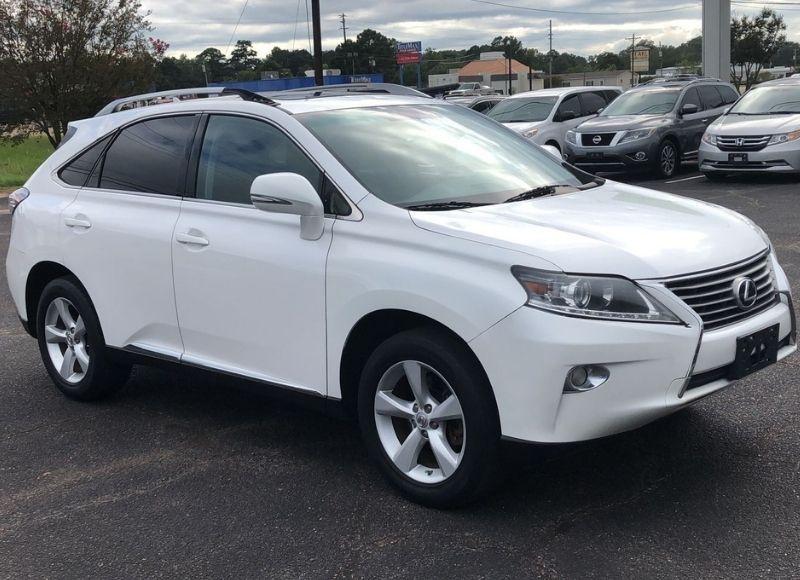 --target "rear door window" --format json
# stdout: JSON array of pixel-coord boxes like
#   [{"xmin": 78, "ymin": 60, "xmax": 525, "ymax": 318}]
[
  {"xmin": 718, "ymin": 85, "xmax": 740, "ymax": 104},
  {"xmin": 602, "ymin": 90, "xmax": 620, "ymax": 103},
  {"xmin": 58, "ymin": 135, "xmax": 112, "ymax": 187},
  {"xmin": 99, "ymin": 115, "xmax": 198, "ymax": 195},
  {"xmin": 698, "ymin": 85, "xmax": 724, "ymax": 110},
  {"xmin": 579, "ymin": 91, "xmax": 607, "ymax": 116},
  {"xmin": 681, "ymin": 88, "xmax": 704, "ymax": 111},
  {"xmin": 556, "ymin": 94, "xmax": 581, "ymax": 120}
]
